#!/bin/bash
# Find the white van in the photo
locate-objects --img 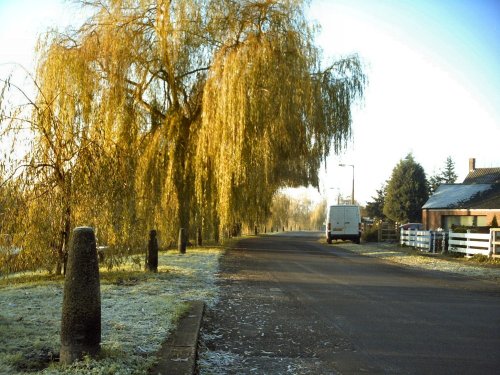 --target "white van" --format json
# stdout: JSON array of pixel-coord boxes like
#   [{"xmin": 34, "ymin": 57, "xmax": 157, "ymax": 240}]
[{"xmin": 325, "ymin": 205, "xmax": 361, "ymax": 244}]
